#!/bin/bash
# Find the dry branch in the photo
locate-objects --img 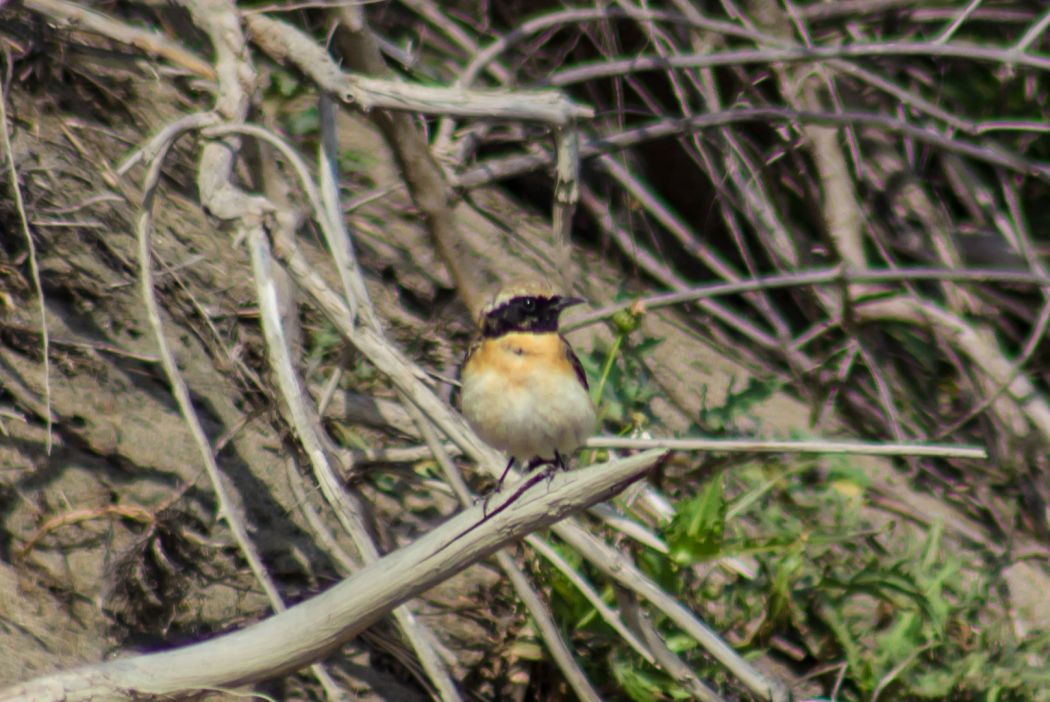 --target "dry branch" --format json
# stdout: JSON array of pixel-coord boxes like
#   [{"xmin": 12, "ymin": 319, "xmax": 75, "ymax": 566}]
[
  {"xmin": 24, "ymin": 0, "xmax": 216, "ymax": 79},
  {"xmin": 245, "ymin": 13, "xmax": 593, "ymax": 125},
  {"xmin": 0, "ymin": 451, "xmax": 664, "ymax": 701}
]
